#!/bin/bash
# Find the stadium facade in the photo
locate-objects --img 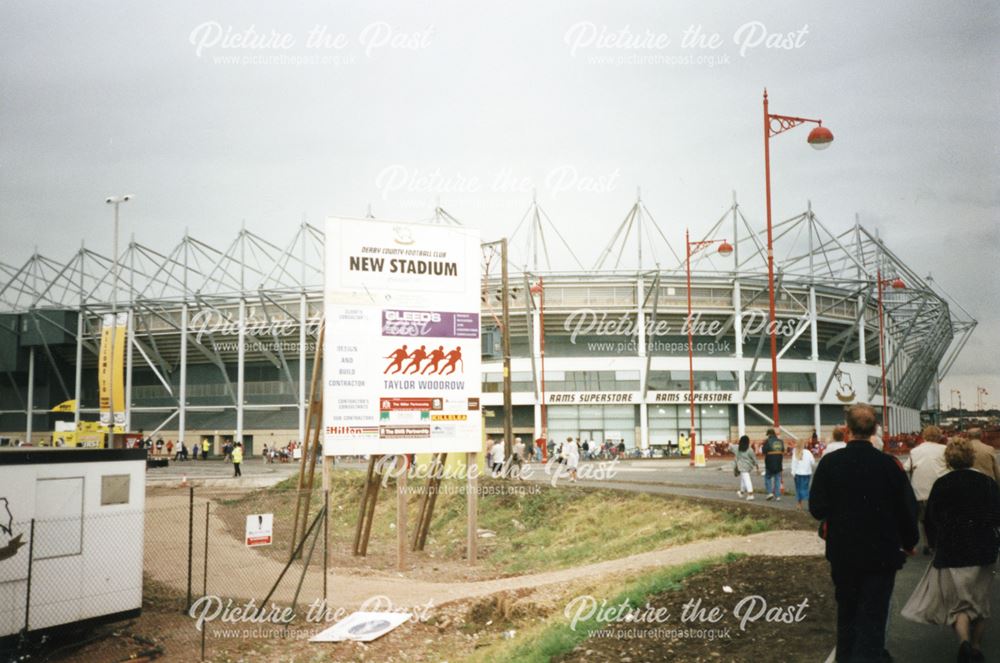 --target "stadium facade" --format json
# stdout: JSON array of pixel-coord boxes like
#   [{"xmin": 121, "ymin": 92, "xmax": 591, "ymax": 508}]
[{"xmin": 0, "ymin": 198, "xmax": 977, "ymax": 453}]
